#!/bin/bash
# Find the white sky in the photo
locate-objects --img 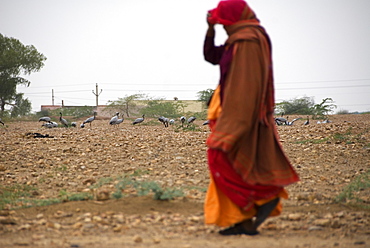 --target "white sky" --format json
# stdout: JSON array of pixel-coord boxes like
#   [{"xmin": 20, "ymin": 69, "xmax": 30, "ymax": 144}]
[{"xmin": 1, "ymin": 0, "xmax": 370, "ymax": 113}]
